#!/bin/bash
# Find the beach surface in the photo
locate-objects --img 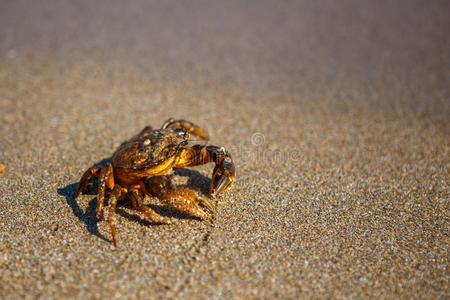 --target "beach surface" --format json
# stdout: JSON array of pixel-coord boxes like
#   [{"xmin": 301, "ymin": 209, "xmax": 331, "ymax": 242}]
[{"xmin": 0, "ymin": 0, "xmax": 449, "ymax": 298}]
